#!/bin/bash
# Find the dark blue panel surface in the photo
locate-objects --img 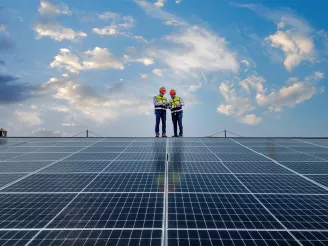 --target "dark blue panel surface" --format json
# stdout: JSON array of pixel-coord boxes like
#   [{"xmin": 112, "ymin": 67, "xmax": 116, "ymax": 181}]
[
  {"xmin": 224, "ymin": 162, "xmax": 292, "ymax": 174},
  {"xmin": 30, "ymin": 230, "xmax": 162, "ymax": 246},
  {"xmin": 48, "ymin": 193, "xmax": 163, "ymax": 229},
  {"xmin": 104, "ymin": 160, "xmax": 165, "ymax": 173},
  {"xmin": 168, "ymin": 161, "xmax": 229, "ymax": 174},
  {"xmin": 168, "ymin": 193, "xmax": 283, "ymax": 229},
  {"xmin": 167, "ymin": 174, "xmax": 248, "ymax": 193},
  {"xmin": 0, "ymin": 194, "xmax": 74, "ymax": 228},
  {"xmin": 3, "ymin": 174, "xmax": 97, "ymax": 192},
  {"xmin": 236, "ymin": 174, "xmax": 328, "ymax": 194},
  {"xmin": 0, "ymin": 174, "xmax": 25, "ymax": 188},
  {"xmin": 306, "ymin": 175, "xmax": 328, "ymax": 188},
  {"xmin": 168, "ymin": 230, "xmax": 300, "ymax": 246},
  {"xmin": 85, "ymin": 173, "xmax": 164, "ymax": 192},
  {"xmin": 256, "ymin": 194, "xmax": 328, "ymax": 230}
]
